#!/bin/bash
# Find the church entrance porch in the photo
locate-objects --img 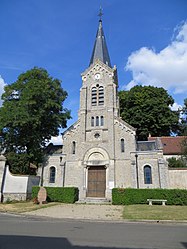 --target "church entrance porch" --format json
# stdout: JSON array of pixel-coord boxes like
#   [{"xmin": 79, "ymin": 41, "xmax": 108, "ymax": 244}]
[{"xmin": 87, "ymin": 166, "xmax": 106, "ymax": 198}]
